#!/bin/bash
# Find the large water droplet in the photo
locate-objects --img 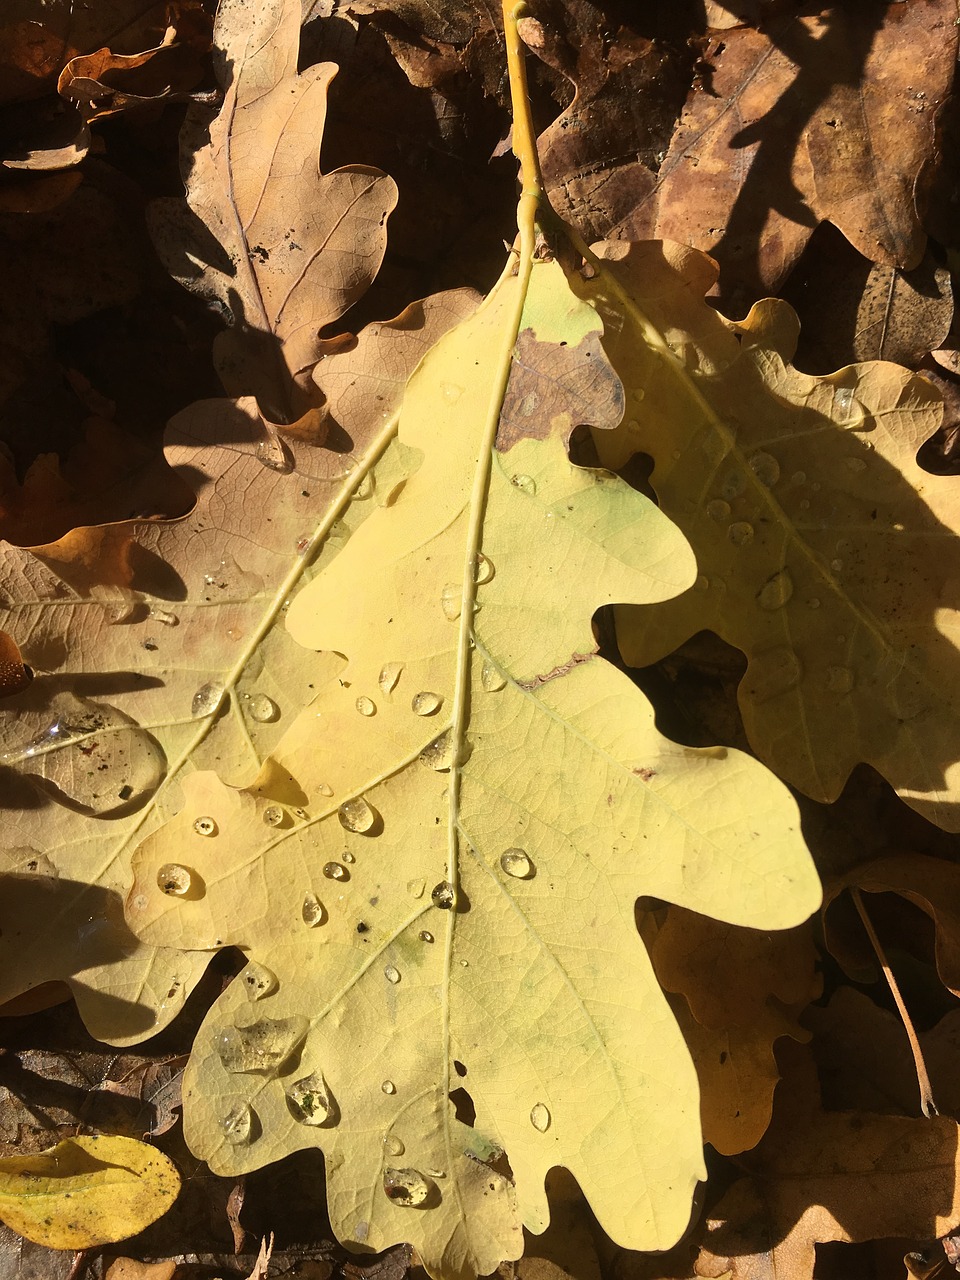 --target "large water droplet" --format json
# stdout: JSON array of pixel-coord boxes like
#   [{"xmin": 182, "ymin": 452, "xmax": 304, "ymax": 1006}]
[
  {"xmin": 500, "ymin": 848, "xmax": 533, "ymax": 879},
  {"xmin": 474, "ymin": 554, "xmax": 494, "ymax": 584},
  {"xmin": 728, "ymin": 521, "xmax": 754, "ymax": 546},
  {"xmin": 242, "ymin": 962, "xmax": 279, "ymax": 1001},
  {"xmin": 511, "ymin": 474, "xmax": 537, "ymax": 496},
  {"xmin": 192, "ymin": 681, "xmax": 225, "ymax": 718},
  {"xmin": 383, "ymin": 1135, "xmax": 405, "ymax": 1157},
  {"xmin": 3, "ymin": 693, "xmax": 166, "ymax": 815},
  {"xmin": 706, "ymin": 499, "xmax": 730, "ymax": 522},
  {"xmin": 302, "ymin": 893, "xmax": 325, "ymax": 927},
  {"xmin": 431, "ymin": 881, "xmax": 456, "ymax": 910},
  {"xmin": 418, "ymin": 930, "xmax": 434, "ymax": 943},
  {"xmin": 216, "ymin": 1015, "xmax": 308, "ymax": 1075},
  {"xmin": 383, "ymin": 1167, "xmax": 432, "ymax": 1207},
  {"xmin": 222, "ymin": 1102, "xmax": 254, "ymax": 1145},
  {"xmin": 530, "ymin": 1103, "xmax": 551, "ymax": 1132},
  {"xmin": 832, "ymin": 386, "xmax": 867, "ymax": 428},
  {"xmin": 356, "ymin": 695, "xmax": 376, "ymax": 717},
  {"xmin": 420, "ymin": 730, "xmax": 454, "ymax": 771},
  {"xmin": 157, "ymin": 863, "xmax": 195, "ymax": 896},
  {"xmin": 247, "ymin": 694, "xmax": 279, "ymax": 723},
  {"xmin": 758, "ymin": 569, "xmax": 794, "ymax": 611},
  {"xmin": 338, "ymin": 796, "xmax": 376, "ymax": 833},
  {"xmin": 745, "ymin": 647, "xmax": 803, "ymax": 704},
  {"xmin": 378, "ymin": 662, "xmax": 403, "ymax": 695},
  {"xmin": 193, "ymin": 816, "xmax": 217, "ymax": 837},
  {"xmin": 256, "ymin": 434, "xmax": 294, "ymax": 474},
  {"xmin": 263, "ymin": 805, "xmax": 285, "ymax": 828},
  {"xmin": 342, "ymin": 850, "xmax": 355, "ymax": 864},
  {"xmin": 323, "ymin": 861, "xmax": 348, "ymax": 881},
  {"xmin": 148, "ymin": 607, "xmax": 179, "ymax": 626},
  {"xmin": 381, "ymin": 1079, "xmax": 396, "ymax": 1095},
  {"xmin": 384, "ymin": 965, "xmax": 400, "ymax": 984},
  {"xmin": 286, "ymin": 1072, "xmax": 337, "ymax": 1126},
  {"xmin": 480, "ymin": 661, "xmax": 506, "ymax": 693},
  {"xmin": 317, "ymin": 782, "xmax": 334, "ymax": 798},
  {"xmin": 825, "ymin": 665, "xmax": 855, "ymax": 694},
  {"xmin": 412, "ymin": 692, "xmax": 442, "ymax": 716},
  {"xmin": 440, "ymin": 584, "xmax": 461, "ymax": 621},
  {"xmin": 407, "ymin": 878, "xmax": 425, "ymax": 899},
  {"xmin": 748, "ymin": 451, "xmax": 780, "ymax": 486}
]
